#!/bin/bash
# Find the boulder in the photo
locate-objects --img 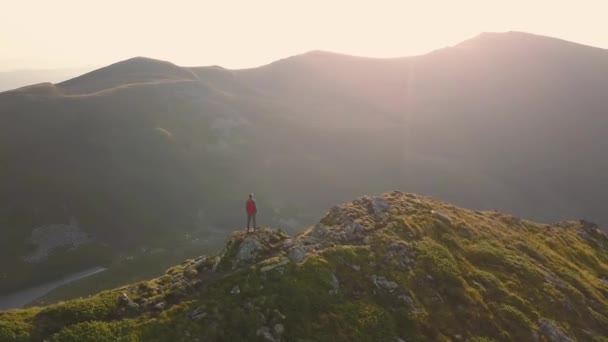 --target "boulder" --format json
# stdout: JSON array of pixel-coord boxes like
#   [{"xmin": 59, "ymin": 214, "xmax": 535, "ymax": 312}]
[
  {"xmin": 398, "ymin": 295, "xmax": 414, "ymax": 306},
  {"xmin": 431, "ymin": 211, "xmax": 452, "ymax": 225},
  {"xmin": 119, "ymin": 292, "xmax": 139, "ymax": 309},
  {"xmin": 287, "ymin": 245, "xmax": 306, "ymax": 263},
  {"xmin": 273, "ymin": 323, "xmax": 285, "ymax": 335},
  {"xmin": 236, "ymin": 238, "xmax": 264, "ymax": 263},
  {"xmin": 260, "ymin": 259, "xmax": 290, "ymax": 272},
  {"xmin": 372, "ymin": 275, "xmax": 398, "ymax": 292}
]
